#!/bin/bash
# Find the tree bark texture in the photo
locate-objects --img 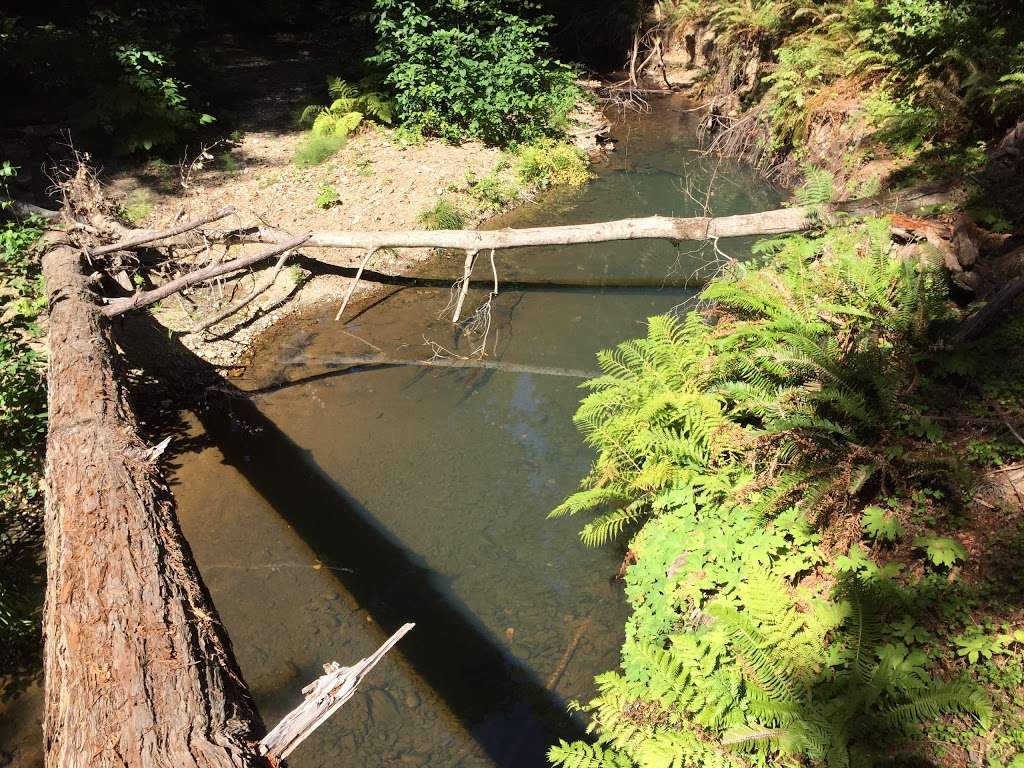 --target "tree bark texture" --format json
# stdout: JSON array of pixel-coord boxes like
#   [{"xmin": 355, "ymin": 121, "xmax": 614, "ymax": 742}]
[{"xmin": 41, "ymin": 234, "xmax": 265, "ymax": 768}]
